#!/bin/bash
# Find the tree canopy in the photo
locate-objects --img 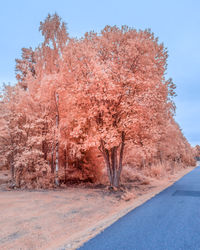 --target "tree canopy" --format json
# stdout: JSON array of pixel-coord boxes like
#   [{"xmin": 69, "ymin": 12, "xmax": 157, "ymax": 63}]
[{"xmin": 0, "ymin": 14, "xmax": 196, "ymax": 189}]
